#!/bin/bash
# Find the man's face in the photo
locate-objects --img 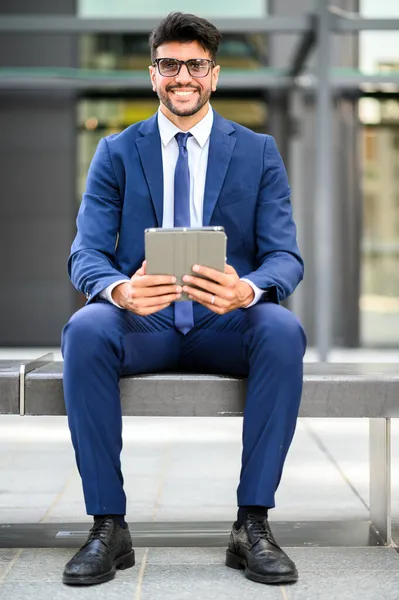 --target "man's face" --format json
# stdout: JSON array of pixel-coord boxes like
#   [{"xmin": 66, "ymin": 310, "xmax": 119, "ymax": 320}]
[{"xmin": 149, "ymin": 41, "xmax": 220, "ymax": 118}]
